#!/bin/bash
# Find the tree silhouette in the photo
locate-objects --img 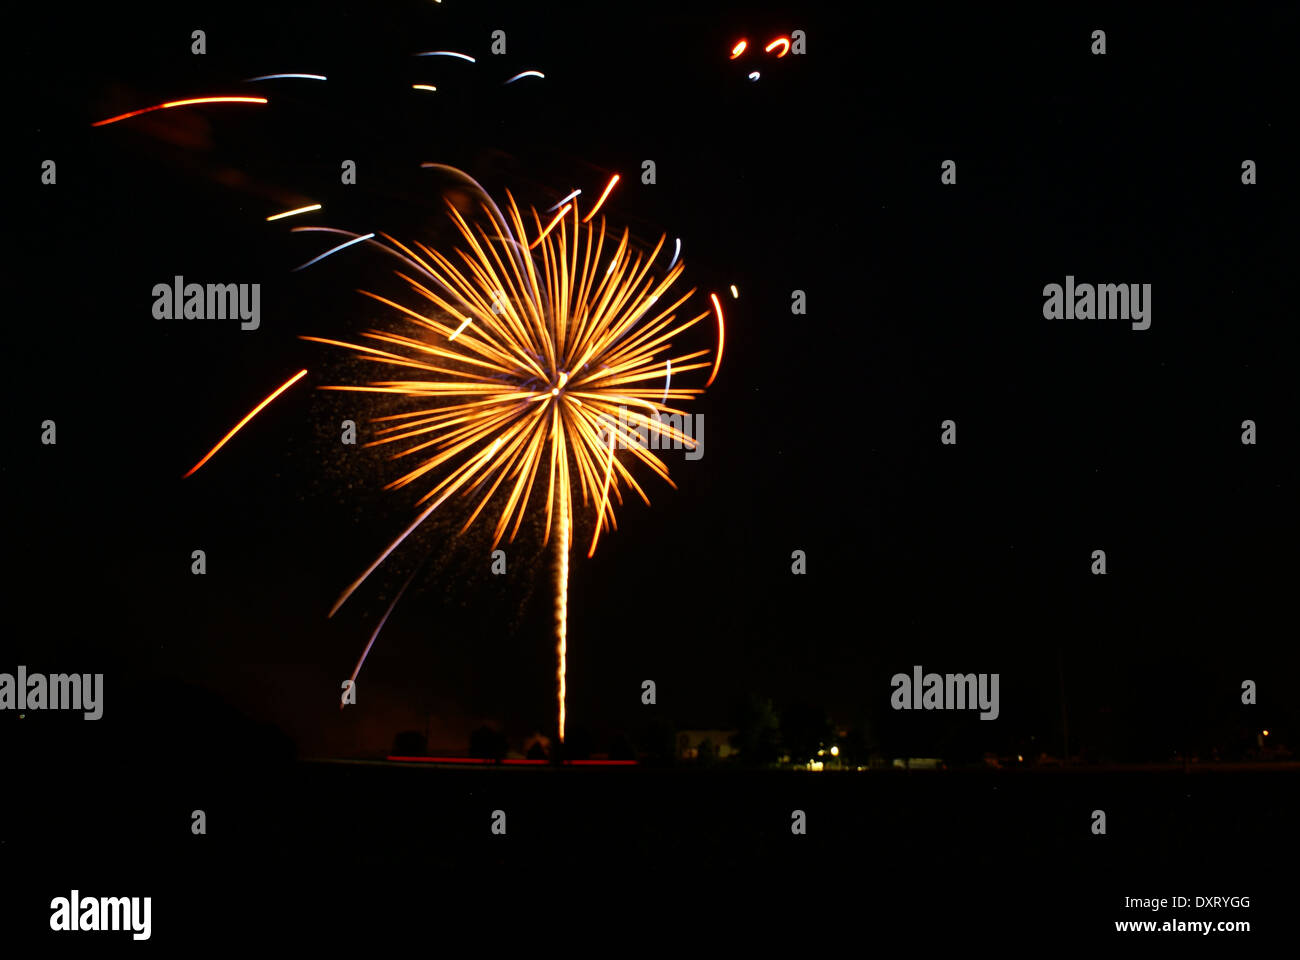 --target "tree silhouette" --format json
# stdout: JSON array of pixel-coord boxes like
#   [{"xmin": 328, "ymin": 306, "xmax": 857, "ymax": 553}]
[
  {"xmin": 838, "ymin": 727, "xmax": 870, "ymax": 766},
  {"xmin": 469, "ymin": 725, "xmax": 508, "ymax": 762},
  {"xmin": 608, "ymin": 732, "xmax": 637, "ymax": 761},
  {"xmin": 637, "ymin": 720, "xmax": 678, "ymax": 766},
  {"xmin": 391, "ymin": 730, "xmax": 427, "ymax": 756},
  {"xmin": 780, "ymin": 703, "xmax": 833, "ymax": 764},
  {"xmin": 560, "ymin": 725, "xmax": 593, "ymax": 762},
  {"xmin": 732, "ymin": 694, "xmax": 781, "ymax": 766}
]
